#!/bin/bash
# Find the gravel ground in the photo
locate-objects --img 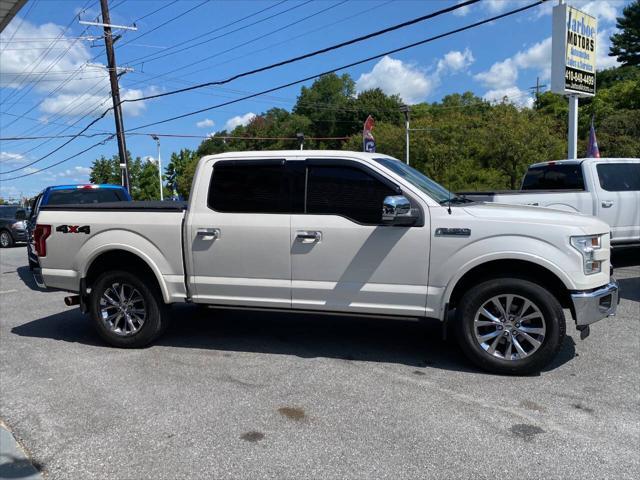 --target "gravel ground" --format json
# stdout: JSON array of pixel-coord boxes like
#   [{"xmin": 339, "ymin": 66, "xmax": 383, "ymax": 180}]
[{"xmin": 1, "ymin": 245, "xmax": 638, "ymax": 479}]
